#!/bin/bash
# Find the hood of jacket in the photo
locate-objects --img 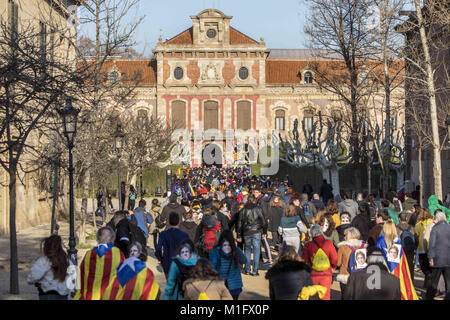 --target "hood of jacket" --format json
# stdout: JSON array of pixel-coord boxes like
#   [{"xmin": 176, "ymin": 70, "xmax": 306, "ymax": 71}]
[
  {"xmin": 337, "ymin": 238, "xmax": 366, "ymax": 249},
  {"xmin": 265, "ymin": 260, "xmax": 311, "ymax": 279},
  {"xmin": 341, "ymin": 199, "xmax": 356, "ymax": 208},
  {"xmin": 166, "ymin": 203, "xmax": 181, "ymax": 209},
  {"xmin": 428, "ymin": 195, "xmax": 440, "ymax": 207},
  {"xmin": 202, "ymin": 215, "xmax": 218, "ymax": 229}
]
